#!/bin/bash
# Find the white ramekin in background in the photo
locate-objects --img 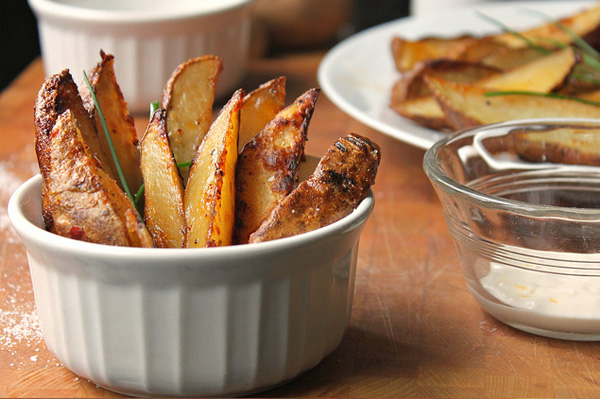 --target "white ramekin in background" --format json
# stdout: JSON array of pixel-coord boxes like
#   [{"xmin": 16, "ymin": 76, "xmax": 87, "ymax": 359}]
[{"xmin": 28, "ymin": 0, "xmax": 254, "ymax": 114}]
